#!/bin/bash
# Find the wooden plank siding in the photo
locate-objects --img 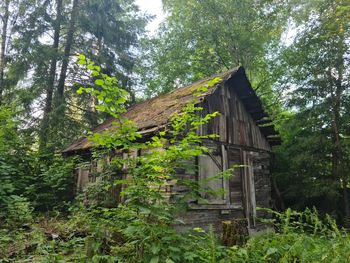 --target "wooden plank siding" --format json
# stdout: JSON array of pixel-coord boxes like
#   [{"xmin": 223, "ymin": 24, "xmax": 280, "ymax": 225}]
[
  {"xmin": 176, "ymin": 81, "xmax": 273, "ymax": 232},
  {"xmin": 198, "ymin": 83, "xmax": 271, "ymax": 152}
]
